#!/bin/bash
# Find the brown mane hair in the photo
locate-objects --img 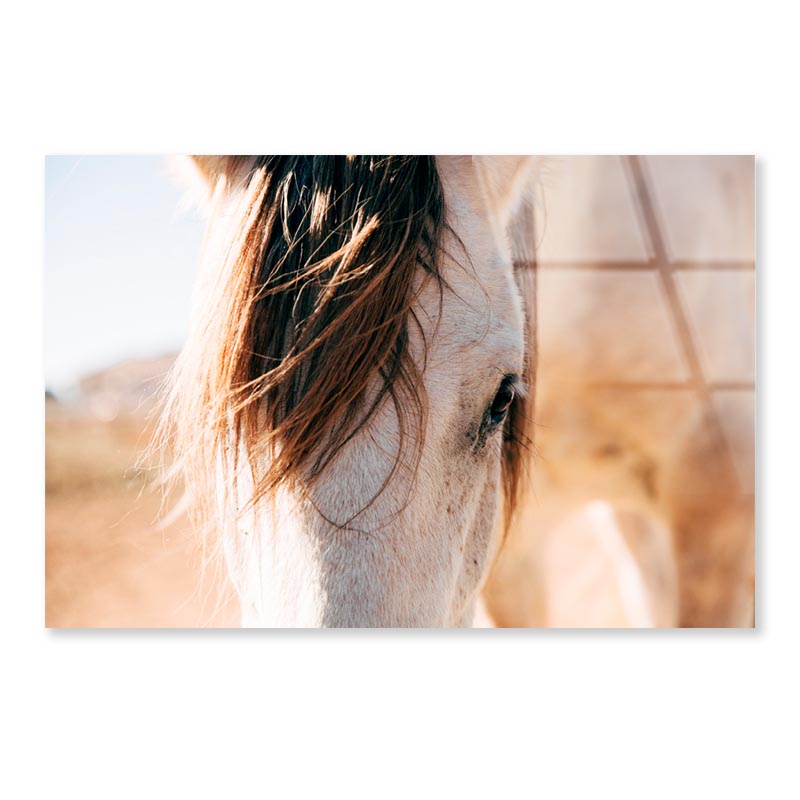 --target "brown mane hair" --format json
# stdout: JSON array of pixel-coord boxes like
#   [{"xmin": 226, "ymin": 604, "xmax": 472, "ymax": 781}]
[{"xmin": 157, "ymin": 155, "xmax": 533, "ymax": 537}]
